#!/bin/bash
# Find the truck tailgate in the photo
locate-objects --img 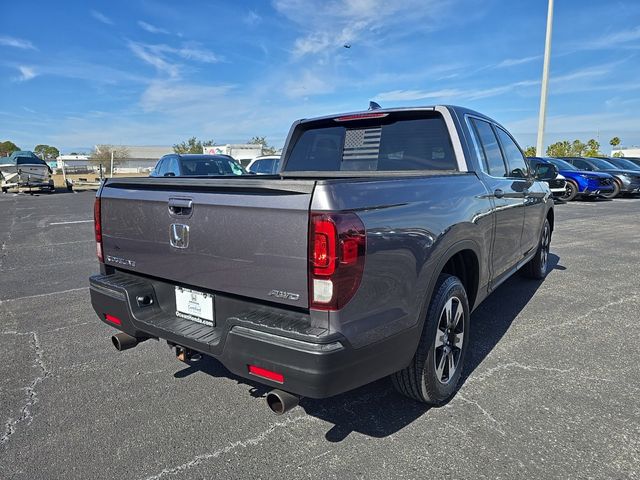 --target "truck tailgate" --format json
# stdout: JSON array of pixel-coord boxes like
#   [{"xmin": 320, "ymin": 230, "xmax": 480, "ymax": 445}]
[{"xmin": 99, "ymin": 177, "xmax": 315, "ymax": 308}]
